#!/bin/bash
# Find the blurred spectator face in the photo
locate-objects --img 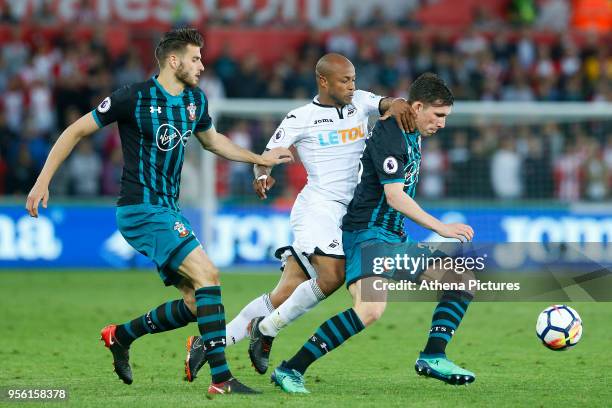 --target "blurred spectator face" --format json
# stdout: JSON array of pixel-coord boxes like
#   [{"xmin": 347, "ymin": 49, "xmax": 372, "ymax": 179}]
[
  {"xmin": 168, "ymin": 44, "xmax": 205, "ymax": 88},
  {"xmin": 413, "ymin": 103, "xmax": 451, "ymax": 136},
  {"xmin": 318, "ymin": 61, "xmax": 356, "ymax": 106}
]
